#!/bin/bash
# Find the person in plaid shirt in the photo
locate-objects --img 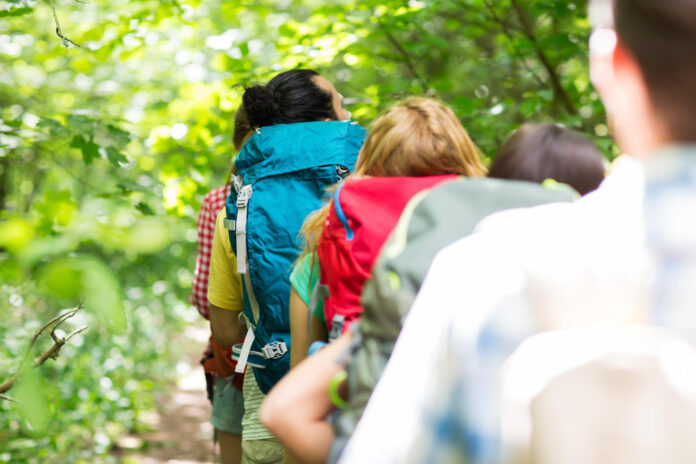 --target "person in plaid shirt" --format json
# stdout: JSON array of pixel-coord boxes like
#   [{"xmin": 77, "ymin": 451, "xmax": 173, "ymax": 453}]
[
  {"xmin": 192, "ymin": 185, "xmax": 231, "ymax": 320},
  {"xmin": 190, "ymin": 107, "xmax": 251, "ymax": 464}
]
